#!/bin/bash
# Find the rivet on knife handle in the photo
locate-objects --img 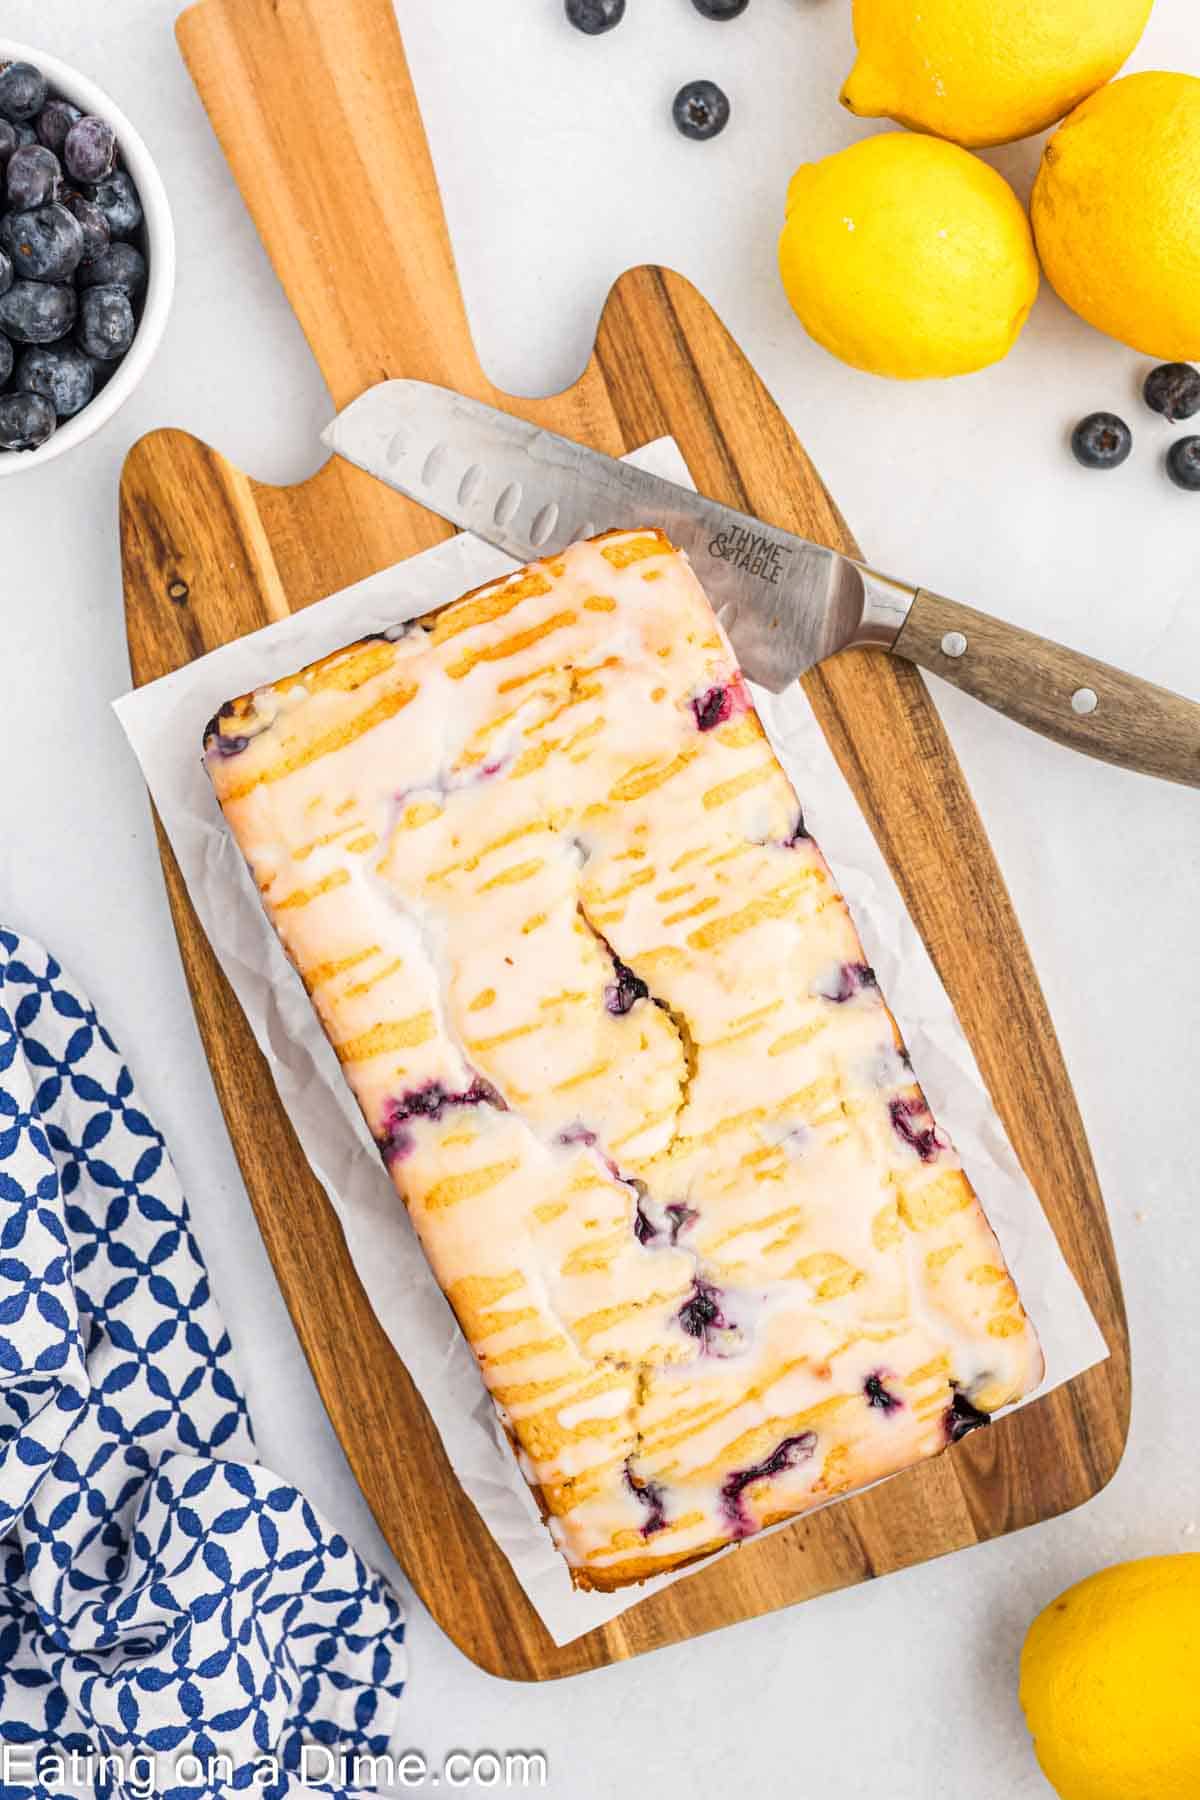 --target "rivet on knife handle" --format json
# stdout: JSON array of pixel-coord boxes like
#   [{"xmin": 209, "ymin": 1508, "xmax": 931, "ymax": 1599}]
[{"xmin": 892, "ymin": 590, "xmax": 1200, "ymax": 789}]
